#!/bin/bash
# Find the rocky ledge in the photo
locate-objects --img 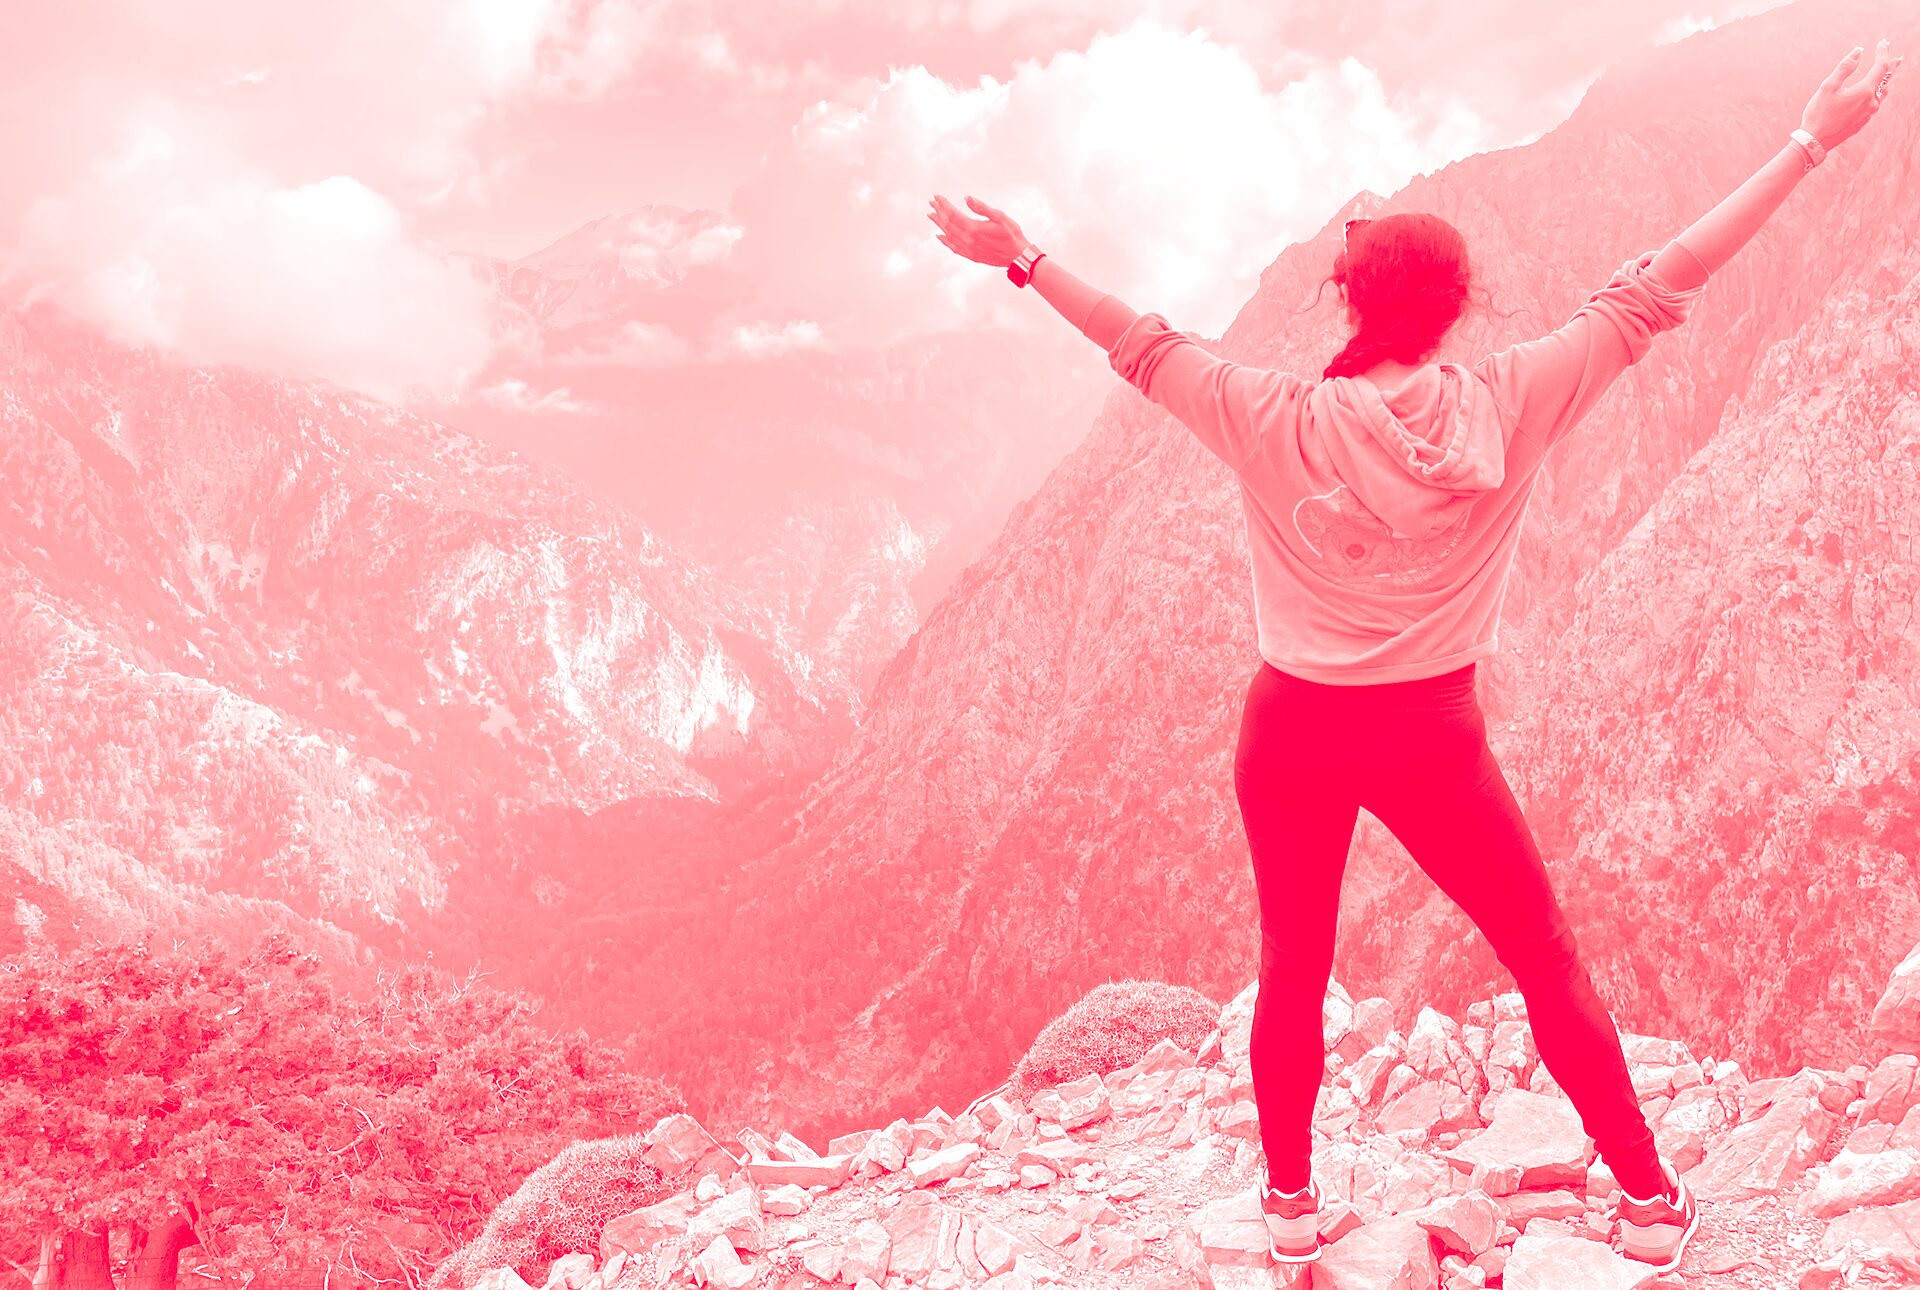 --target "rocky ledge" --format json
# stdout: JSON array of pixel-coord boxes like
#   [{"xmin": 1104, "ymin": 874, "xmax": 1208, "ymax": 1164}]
[{"xmin": 460, "ymin": 940, "xmax": 1920, "ymax": 1290}]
